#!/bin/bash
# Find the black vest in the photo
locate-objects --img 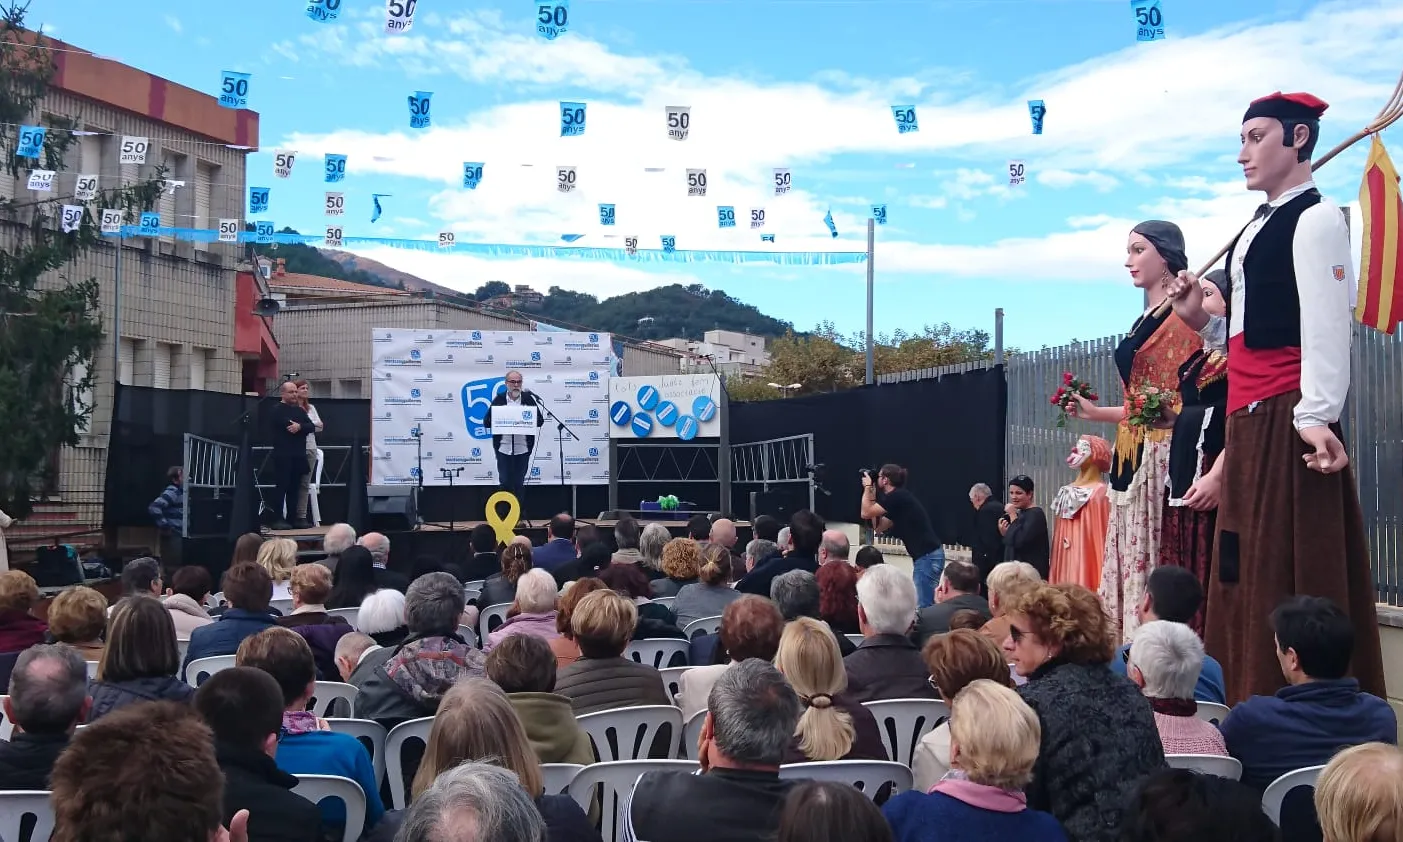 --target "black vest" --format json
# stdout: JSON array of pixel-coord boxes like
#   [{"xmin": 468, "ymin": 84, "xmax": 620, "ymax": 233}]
[{"xmin": 1224, "ymin": 189, "xmax": 1321, "ymax": 350}]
